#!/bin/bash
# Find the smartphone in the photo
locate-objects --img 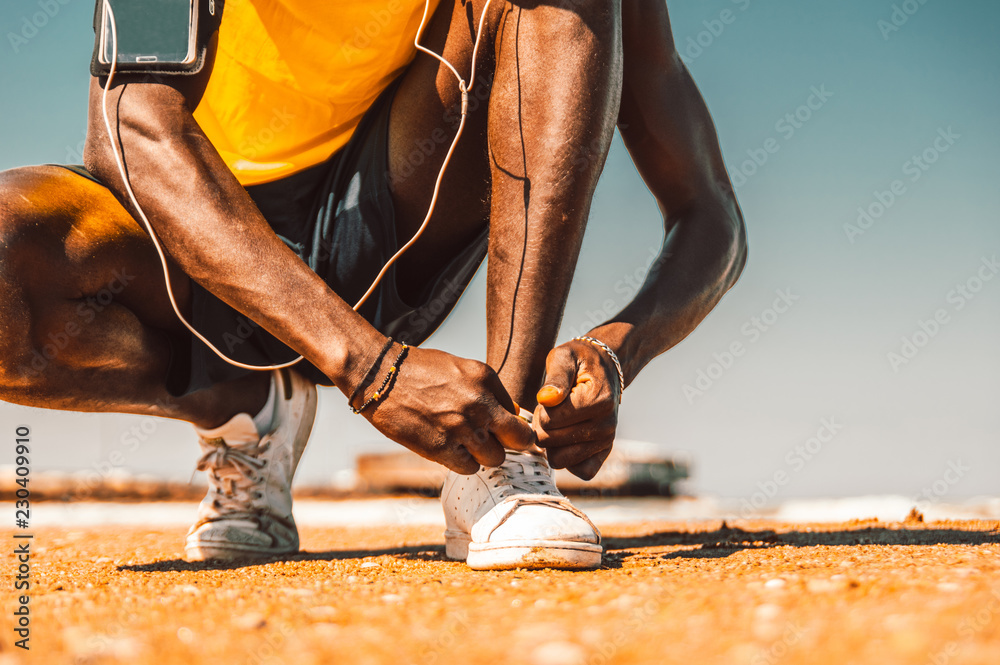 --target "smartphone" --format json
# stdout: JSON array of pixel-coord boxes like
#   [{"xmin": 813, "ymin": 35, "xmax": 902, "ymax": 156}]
[{"xmin": 97, "ymin": 0, "xmax": 198, "ymax": 69}]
